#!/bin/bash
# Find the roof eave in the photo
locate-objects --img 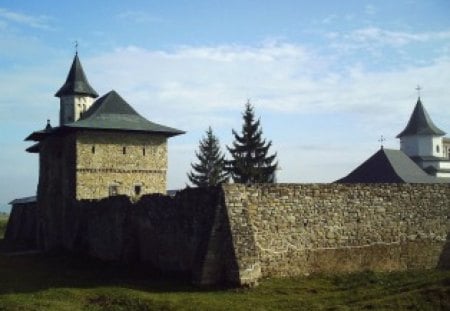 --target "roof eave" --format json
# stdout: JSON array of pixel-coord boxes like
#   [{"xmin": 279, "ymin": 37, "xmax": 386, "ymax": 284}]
[
  {"xmin": 397, "ymin": 130, "xmax": 446, "ymax": 138},
  {"xmin": 26, "ymin": 142, "xmax": 40, "ymax": 153},
  {"xmin": 64, "ymin": 125, "xmax": 186, "ymax": 137}
]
